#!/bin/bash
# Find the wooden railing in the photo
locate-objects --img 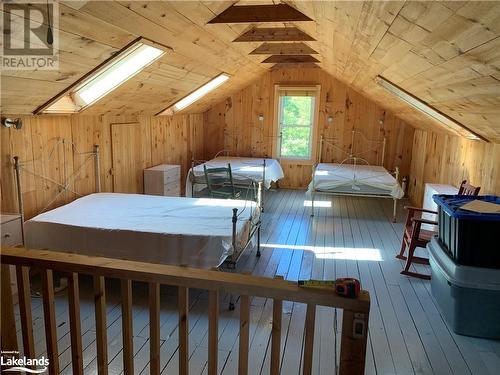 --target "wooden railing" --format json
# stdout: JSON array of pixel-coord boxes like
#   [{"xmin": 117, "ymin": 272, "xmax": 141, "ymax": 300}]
[{"xmin": 0, "ymin": 247, "xmax": 370, "ymax": 375}]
